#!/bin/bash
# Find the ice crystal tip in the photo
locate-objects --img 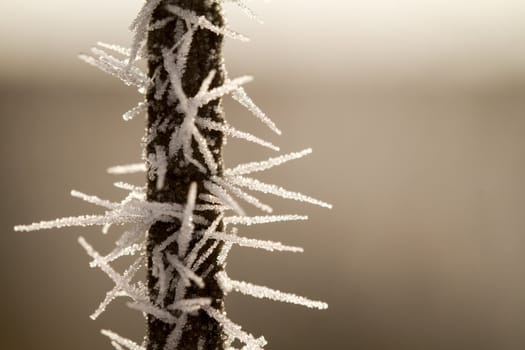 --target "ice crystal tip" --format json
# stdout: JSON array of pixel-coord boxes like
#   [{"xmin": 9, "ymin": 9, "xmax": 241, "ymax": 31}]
[
  {"xmin": 101, "ymin": 329, "xmax": 145, "ymax": 350},
  {"xmin": 209, "ymin": 231, "xmax": 304, "ymax": 253},
  {"xmin": 228, "ymin": 0, "xmax": 264, "ymax": 24},
  {"xmin": 196, "ymin": 118, "xmax": 279, "ymax": 152},
  {"xmin": 226, "ymin": 148, "xmax": 313, "ymax": 176},
  {"xmin": 218, "ymin": 273, "xmax": 328, "ymax": 310},
  {"xmin": 176, "ymin": 182, "xmax": 197, "ymax": 258},
  {"xmin": 223, "ymin": 214, "xmax": 308, "ymax": 226},
  {"xmin": 166, "ymin": 5, "xmax": 250, "ymax": 42},
  {"xmin": 123, "ymin": 101, "xmax": 147, "ymax": 121},
  {"xmin": 96, "ymin": 42, "xmax": 131, "ymax": 57},
  {"xmin": 14, "ymin": 215, "xmax": 110, "ymax": 232},
  {"xmin": 107, "ymin": 163, "xmax": 147, "ymax": 175},
  {"xmin": 225, "ymin": 175, "xmax": 332, "ymax": 209},
  {"xmin": 231, "ymin": 87, "xmax": 281, "ymax": 135},
  {"xmin": 212, "ymin": 176, "xmax": 273, "ymax": 213}
]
